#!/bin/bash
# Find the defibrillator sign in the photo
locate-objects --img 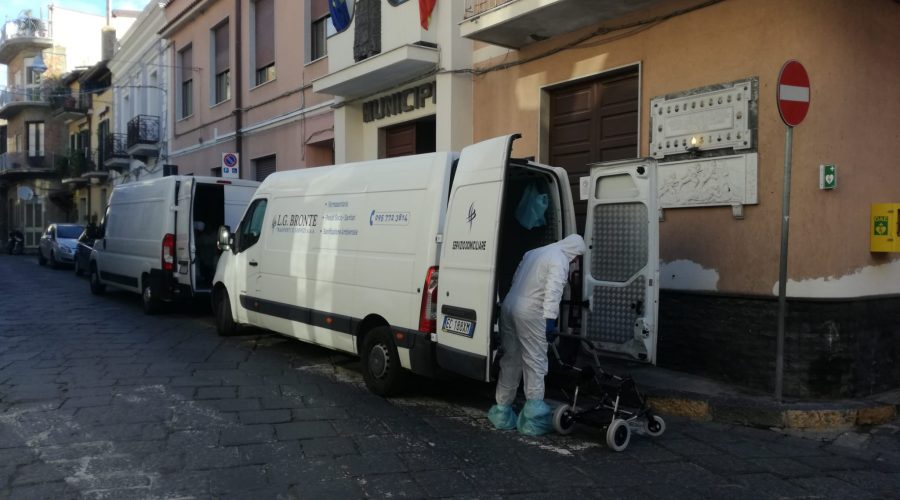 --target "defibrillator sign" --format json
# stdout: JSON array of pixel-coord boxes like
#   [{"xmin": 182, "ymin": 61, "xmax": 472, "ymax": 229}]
[
  {"xmin": 874, "ymin": 216, "xmax": 888, "ymax": 236},
  {"xmin": 870, "ymin": 204, "xmax": 899, "ymax": 252}
]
